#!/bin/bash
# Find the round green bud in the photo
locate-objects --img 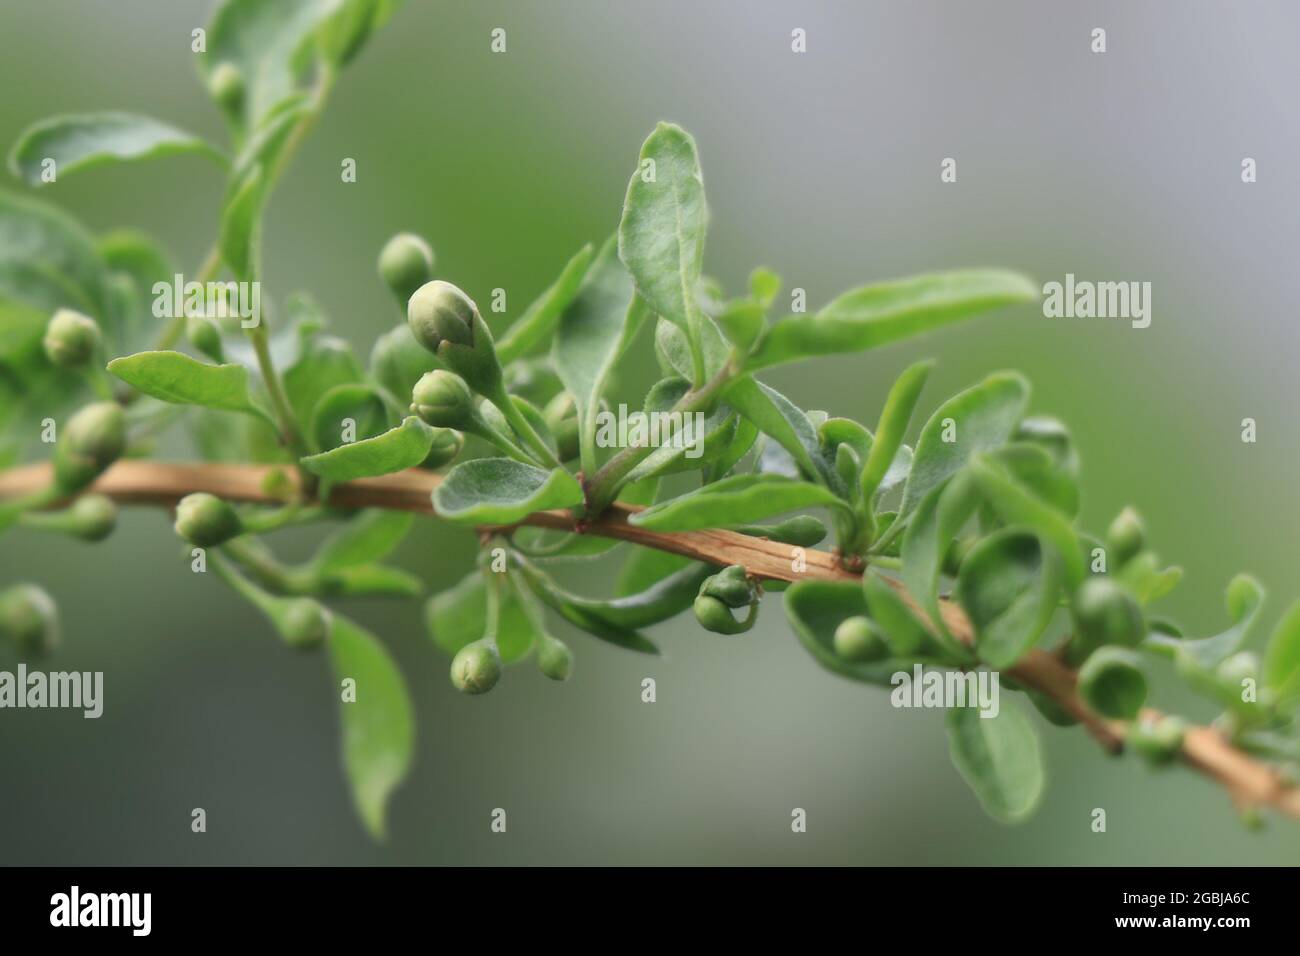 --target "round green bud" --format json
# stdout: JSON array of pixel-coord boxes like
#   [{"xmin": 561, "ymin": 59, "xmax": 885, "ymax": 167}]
[
  {"xmin": 209, "ymin": 62, "xmax": 244, "ymax": 113},
  {"xmin": 280, "ymin": 599, "xmax": 329, "ymax": 650},
  {"xmin": 700, "ymin": 565, "xmax": 754, "ymax": 609},
  {"xmin": 537, "ymin": 634, "xmax": 574, "ymax": 681},
  {"xmin": 173, "ymin": 492, "xmax": 244, "ymax": 547},
  {"xmin": 407, "ymin": 280, "xmax": 476, "ymax": 354},
  {"xmin": 421, "ymin": 427, "xmax": 463, "ymax": 469},
  {"xmin": 378, "ymin": 233, "xmax": 435, "ymax": 307},
  {"xmin": 1128, "ymin": 715, "xmax": 1185, "ymax": 766},
  {"xmin": 450, "ymin": 639, "xmax": 501, "ymax": 694},
  {"xmin": 0, "ymin": 583, "xmax": 59, "ymax": 657},
  {"xmin": 54, "ymin": 402, "xmax": 126, "ymax": 491},
  {"xmin": 64, "ymin": 401, "xmax": 126, "ymax": 465},
  {"xmin": 69, "ymin": 494, "xmax": 117, "ymax": 541},
  {"xmin": 410, "ymin": 370, "xmax": 474, "ymax": 427},
  {"xmin": 43, "ymin": 308, "xmax": 101, "ymax": 368},
  {"xmin": 1078, "ymin": 646, "xmax": 1148, "ymax": 720},
  {"xmin": 1106, "ymin": 506, "xmax": 1146, "ymax": 568},
  {"xmin": 187, "ymin": 315, "xmax": 224, "ymax": 363},
  {"xmin": 832, "ymin": 615, "xmax": 888, "ymax": 663},
  {"xmin": 1072, "ymin": 576, "xmax": 1145, "ymax": 652}
]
